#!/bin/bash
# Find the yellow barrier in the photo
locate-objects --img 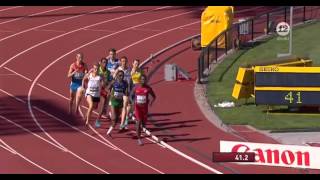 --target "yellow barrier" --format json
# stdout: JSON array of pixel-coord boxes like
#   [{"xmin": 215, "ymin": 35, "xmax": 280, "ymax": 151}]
[{"xmin": 201, "ymin": 6, "xmax": 234, "ymax": 48}]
